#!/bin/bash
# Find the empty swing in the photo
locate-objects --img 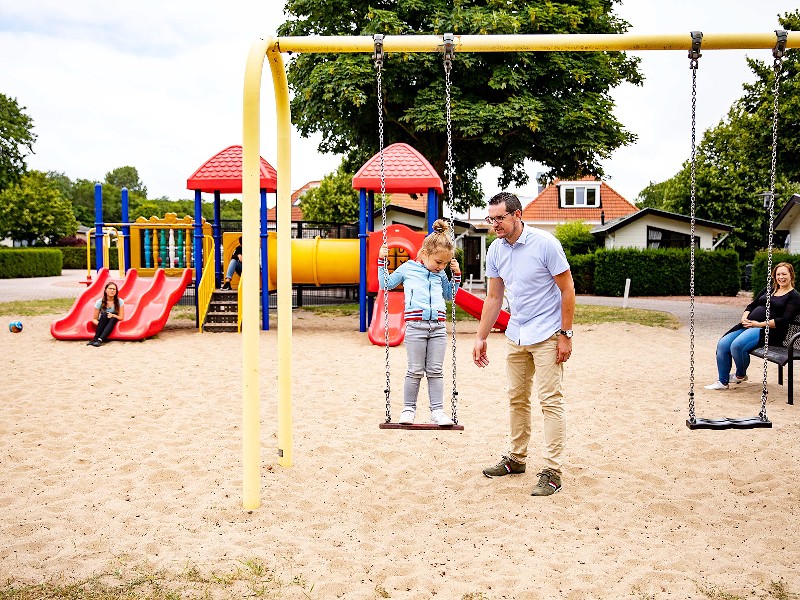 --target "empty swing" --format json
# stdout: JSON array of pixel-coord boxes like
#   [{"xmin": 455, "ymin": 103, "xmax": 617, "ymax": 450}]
[
  {"xmin": 374, "ymin": 33, "xmax": 464, "ymax": 431},
  {"xmin": 686, "ymin": 30, "xmax": 787, "ymax": 430}
]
